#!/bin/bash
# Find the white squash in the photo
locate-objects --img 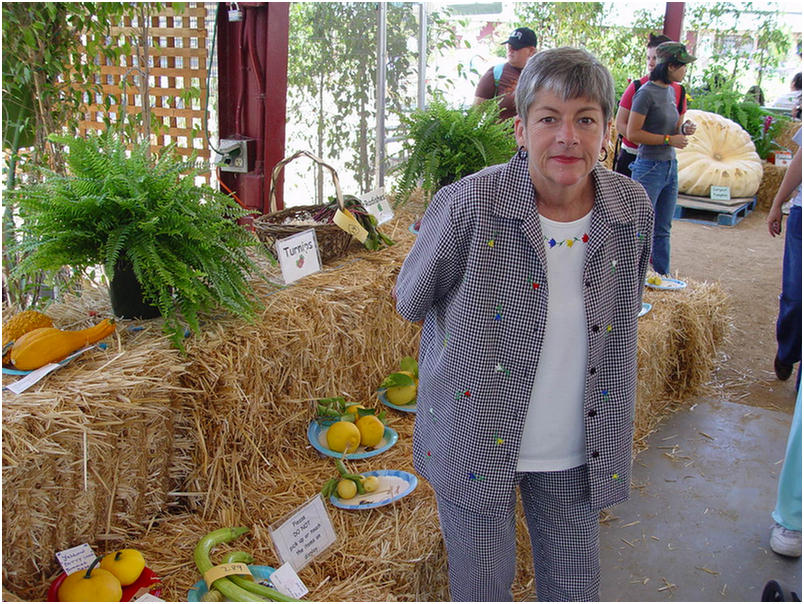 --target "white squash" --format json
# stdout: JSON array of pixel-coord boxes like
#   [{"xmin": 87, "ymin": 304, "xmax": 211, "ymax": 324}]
[{"xmin": 676, "ymin": 109, "xmax": 763, "ymax": 197}]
